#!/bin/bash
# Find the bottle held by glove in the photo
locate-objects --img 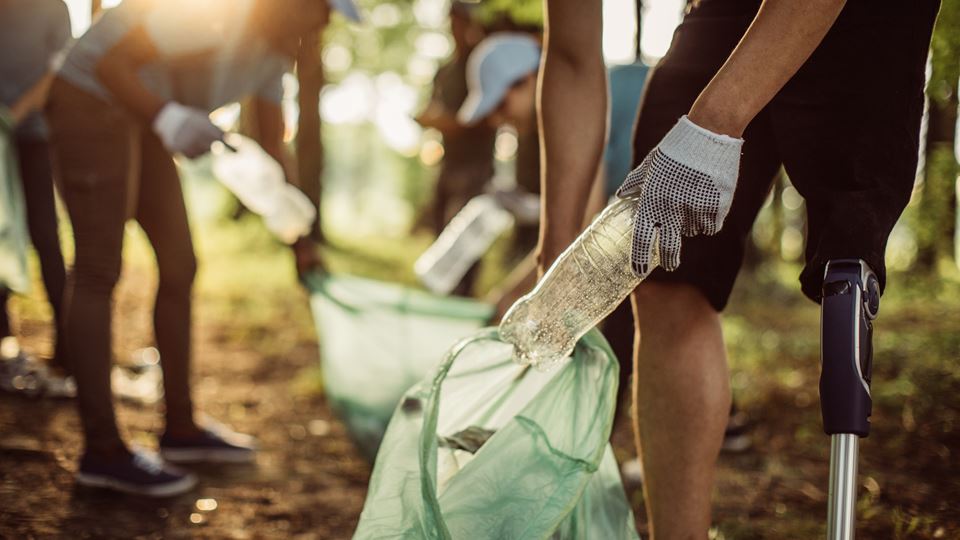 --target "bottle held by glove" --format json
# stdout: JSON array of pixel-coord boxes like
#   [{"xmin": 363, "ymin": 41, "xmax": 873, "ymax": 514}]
[{"xmin": 498, "ymin": 196, "xmax": 655, "ymax": 369}]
